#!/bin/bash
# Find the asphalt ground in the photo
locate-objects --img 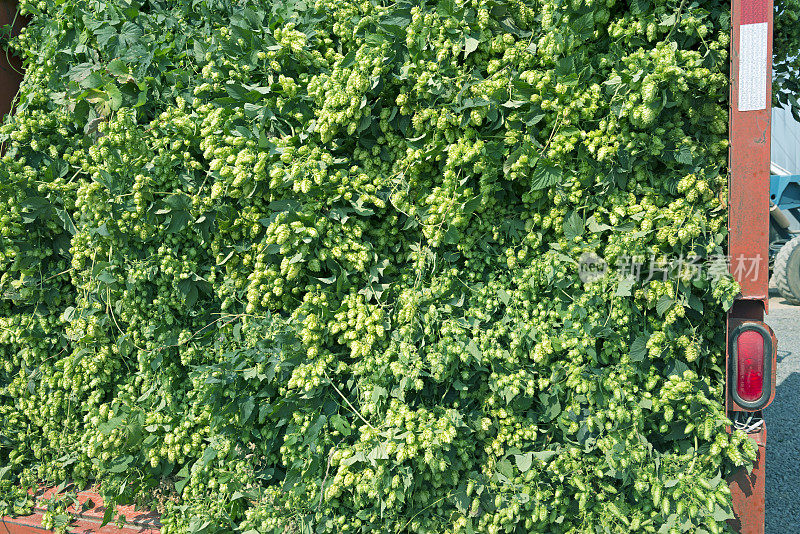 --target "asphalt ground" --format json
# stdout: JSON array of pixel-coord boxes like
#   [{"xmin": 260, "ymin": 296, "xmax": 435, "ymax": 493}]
[{"xmin": 764, "ymin": 289, "xmax": 800, "ymax": 534}]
